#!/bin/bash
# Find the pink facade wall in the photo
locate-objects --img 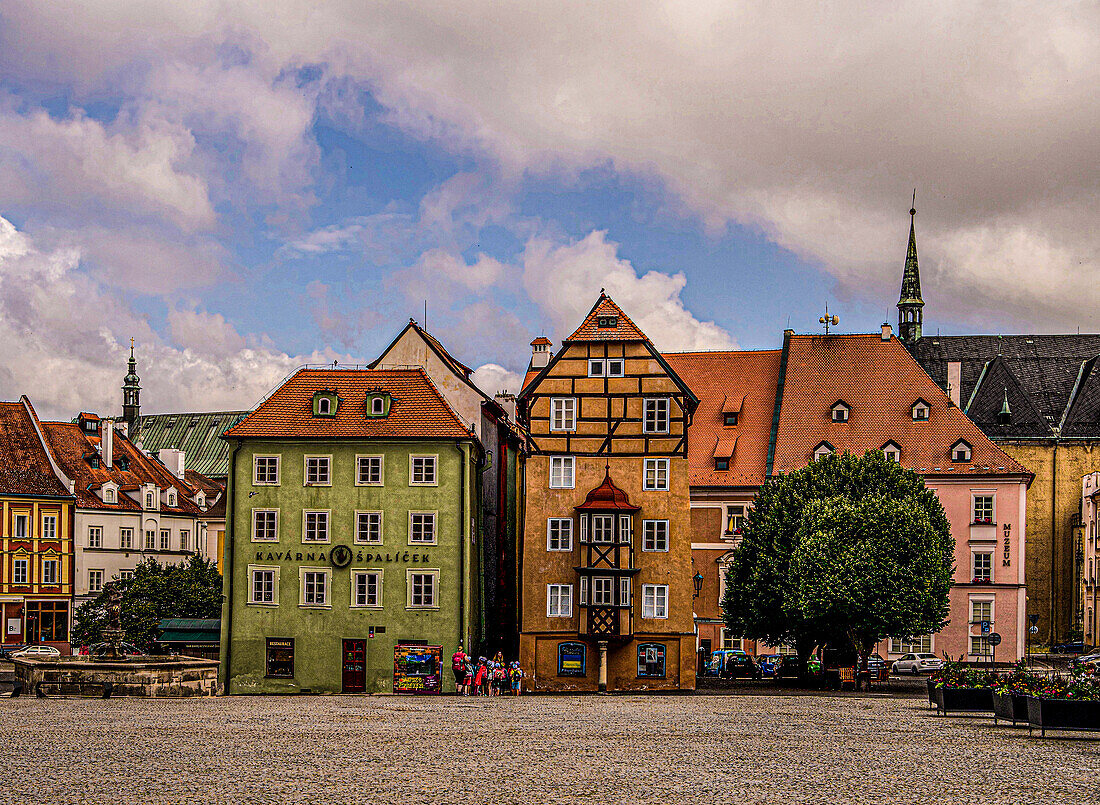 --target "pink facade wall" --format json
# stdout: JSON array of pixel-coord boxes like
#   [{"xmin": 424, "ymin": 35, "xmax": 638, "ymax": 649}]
[{"xmin": 877, "ymin": 476, "xmax": 1027, "ymax": 662}]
